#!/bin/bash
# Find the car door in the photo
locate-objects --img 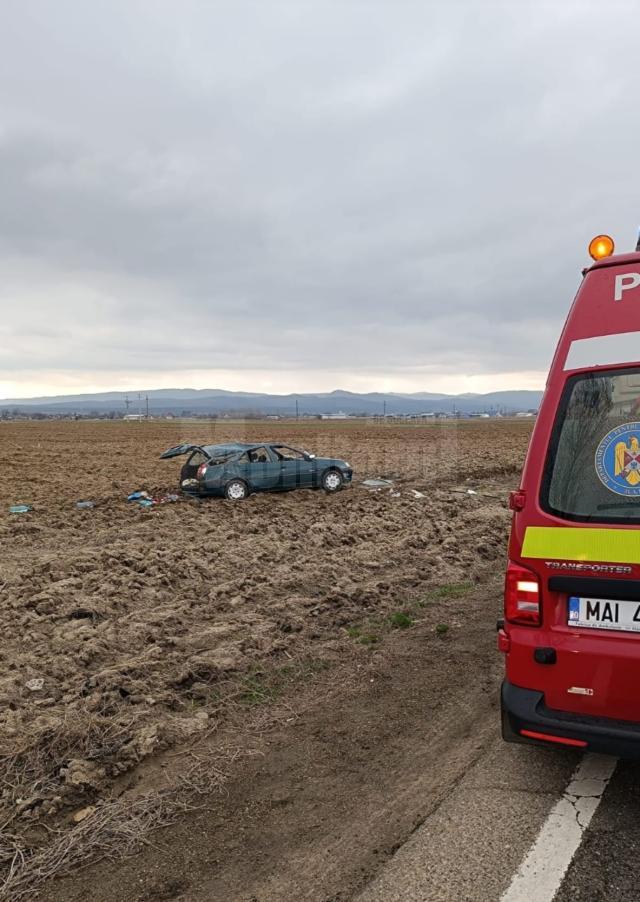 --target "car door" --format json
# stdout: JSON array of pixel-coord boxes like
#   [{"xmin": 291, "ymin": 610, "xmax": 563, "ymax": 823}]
[
  {"xmin": 234, "ymin": 446, "xmax": 282, "ymax": 491},
  {"xmin": 271, "ymin": 446, "xmax": 314, "ymax": 488}
]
